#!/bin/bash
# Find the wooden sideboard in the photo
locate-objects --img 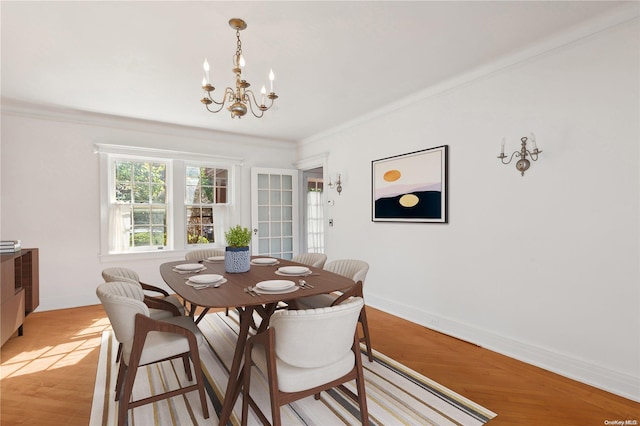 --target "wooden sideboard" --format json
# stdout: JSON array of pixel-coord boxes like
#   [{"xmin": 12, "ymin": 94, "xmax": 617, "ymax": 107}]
[{"xmin": 1, "ymin": 248, "xmax": 39, "ymax": 346}]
